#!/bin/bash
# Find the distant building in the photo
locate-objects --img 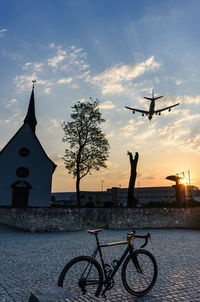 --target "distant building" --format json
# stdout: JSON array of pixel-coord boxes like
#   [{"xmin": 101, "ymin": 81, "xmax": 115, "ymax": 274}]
[
  {"xmin": 108, "ymin": 185, "xmax": 199, "ymax": 206},
  {"xmin": 107, "ymin": 186, "xmax": 176, "ymax": 206},
  {"xmin": 51, "ymin": 186, "xmax": 187, "ymax": 207},
  {"xmin": 52, "ymin": 185, "xmax": 199, "ymax": 207},
  {"xmin": 0, "ymin": 86, "xmax": 56, "ymax": 207},
  {"xmin": 52, "ymin": 191, "xmax": 112, "ymax": 207}
]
